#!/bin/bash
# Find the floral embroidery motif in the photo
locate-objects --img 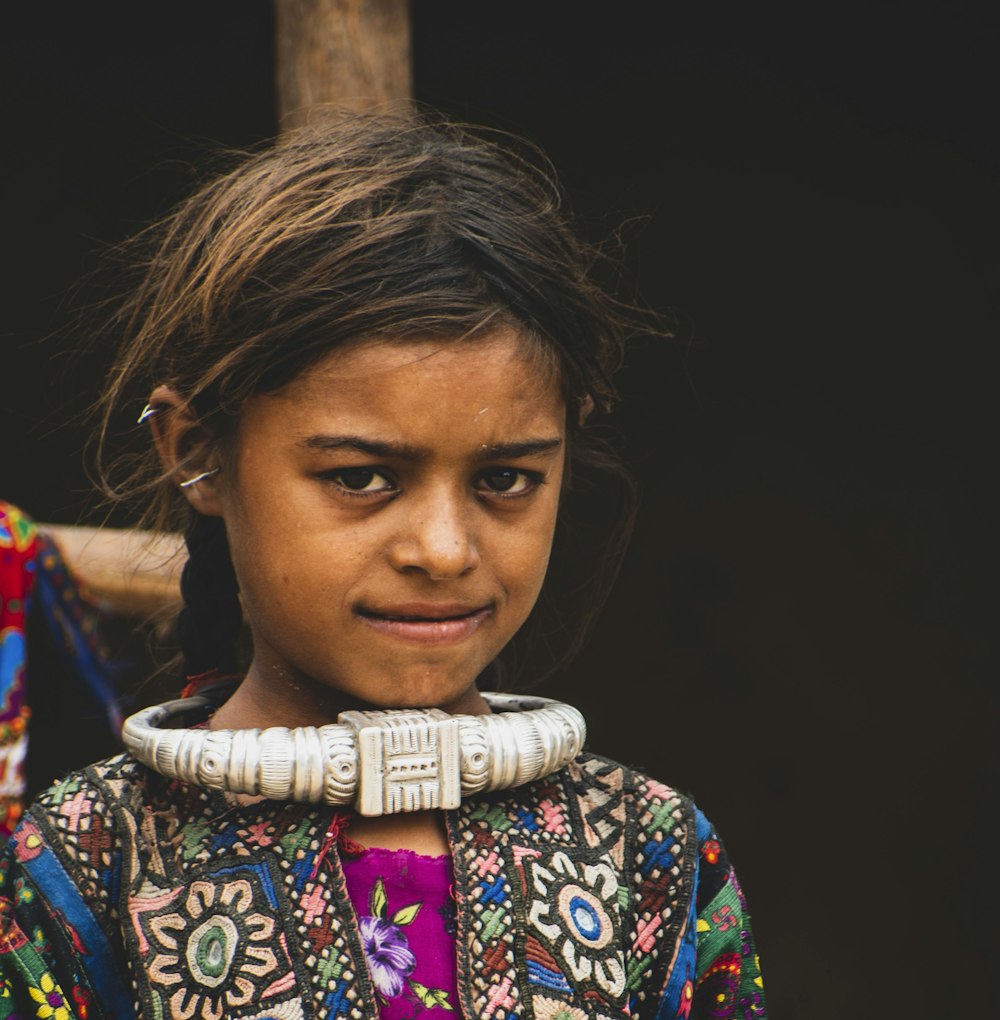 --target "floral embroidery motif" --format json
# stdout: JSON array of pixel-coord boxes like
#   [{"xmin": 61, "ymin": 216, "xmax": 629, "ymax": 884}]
[
  {"xmin": 525, "ymin": 851, "xmax": 626, "ymax": 1003},
  {"xmin": 359, "ymin": 876, "xmax": 455, "ymax": 1014},
  {"xmin": 70, "ymin": 983, "xmax": 93, "ymax": 1019},
  {"xmin": 701, "ymin": 839, "xmax": 721, "ymax": 866},
  {"xmin": 531, "ymin": 998, "xmax": 588, "ymax": 1020},
  {"xmin": 27, "ymin": 970, "xmax": 71, "ymax": 1020},
  {"xmin": 694, "ymin": 952, "xmax": 741, "ymax": 1017},
  {"xmin": 131, "ymin": 863, "xmax": 299, "ymax": 1019}
]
